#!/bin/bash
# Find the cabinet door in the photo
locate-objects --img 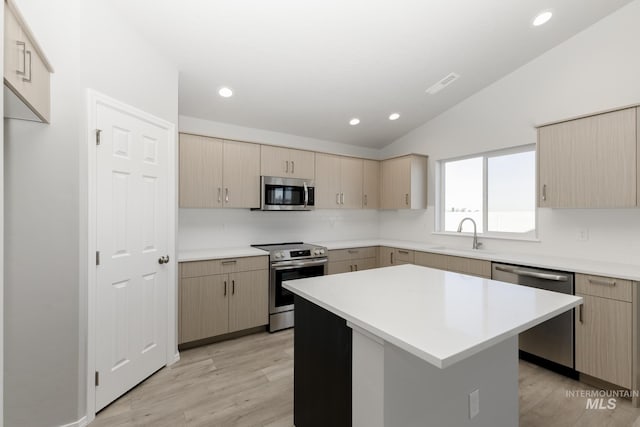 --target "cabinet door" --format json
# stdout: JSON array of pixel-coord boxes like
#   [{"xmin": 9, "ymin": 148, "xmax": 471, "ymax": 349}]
[
  {"xmin": 289, "ymin": 149, "xmax": 315, "ymax": 180},
  {"xmin": 179, "ymin": 134, "xmax": 223, "ymax": 208},
  {"xmin": 394, "ymin": 248, "xmax": 414, "ymax": 265},
  {"xmin": 223, "ymin": 141, "xmax": 261, "ymax": 208},
  {"xmin": 575, "ymin": 294, "xmax": 631, "ymax": 388},
  {"xmin": 4, "ymin": 6, "xmax": 25, "ymax": 108},
  {"xmin": 340, "ymin": 157, "xmax": 363, "ymax": 209},
  {"xmin": 328, "ymin": 260, "xmax": 352, "ymax": 275},
  {"xmin": 379, "ymin": 247, "xmax": 394, "ymax": 267},
  {"xmin": 228, "ymin": 270, "xmax": 269, "ymax": 332},
  {"xmin": 353, "ymin": 258, "xmax": 377, "ymax": 272},
  {"xmin": 315, "ymin": 153, "xmax": 342, "ymax": 208},
  {"xmin": 446, "ymin": 256, "xmax": 491, "ymax": 278},
  {"xmin": 179, "ymin": 275, "xmax": 228, "ymax": 343},
  {"xmin": 363, "ymin": 160, "xmax": 380, "ymax": 209},
  {"xmin": 538, "ymin": 108, "xmax": 636, "ymax": 208},
  {"xmin": 261, "ymin": 145, "xmax": 290, "ymax": 177},
  {"xmin": 381, "ymin": 156, "xmax": 411, "ymax": 209}
]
